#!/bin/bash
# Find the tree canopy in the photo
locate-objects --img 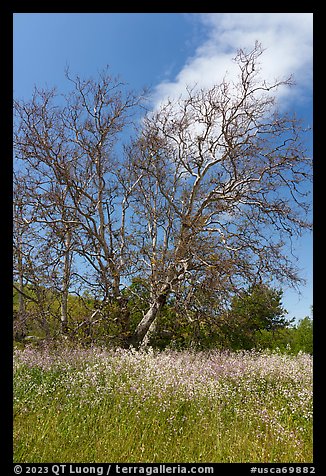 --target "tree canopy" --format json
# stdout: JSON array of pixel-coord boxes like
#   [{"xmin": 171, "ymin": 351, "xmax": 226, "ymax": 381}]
[{"xmin": 13, "ymin": 43, "xmax": 312, "ymax": 349}]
